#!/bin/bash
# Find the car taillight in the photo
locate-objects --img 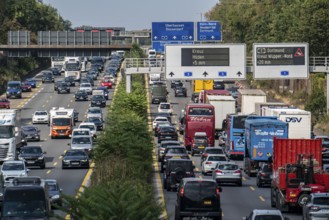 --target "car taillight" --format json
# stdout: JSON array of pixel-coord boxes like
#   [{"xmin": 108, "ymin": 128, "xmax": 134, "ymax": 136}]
[
  {"xmin": 203, "ymin": 153, "xmax": 208, "ymax": 158},
  {"xmin": 231, "ymin": 141, "xmax": 234, "ymax": 150},
  {"xmin": 179, "ymin": 187, "xmax": 184, "ymax": 197},
  {"xmin": 234, "ymin": 170, "xmax": 241, "ymax": 175},
  {"xmin": 215, "ymin": 170, "xmax": 222, "ymax": 174},
  {"xmin": 216, "ymin": 188, "xmax": 220, "ymax": 196},
  {"xmin": 261, "ymin": 172, "xmax": 266, "ymax": 177},
  {"xmin": 310, "ymin": 206, "xmax": 320, "ymax": 211},
  {"xmin": 205, "ymin": 162, "xmax": 212, "ymax": 164}
]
